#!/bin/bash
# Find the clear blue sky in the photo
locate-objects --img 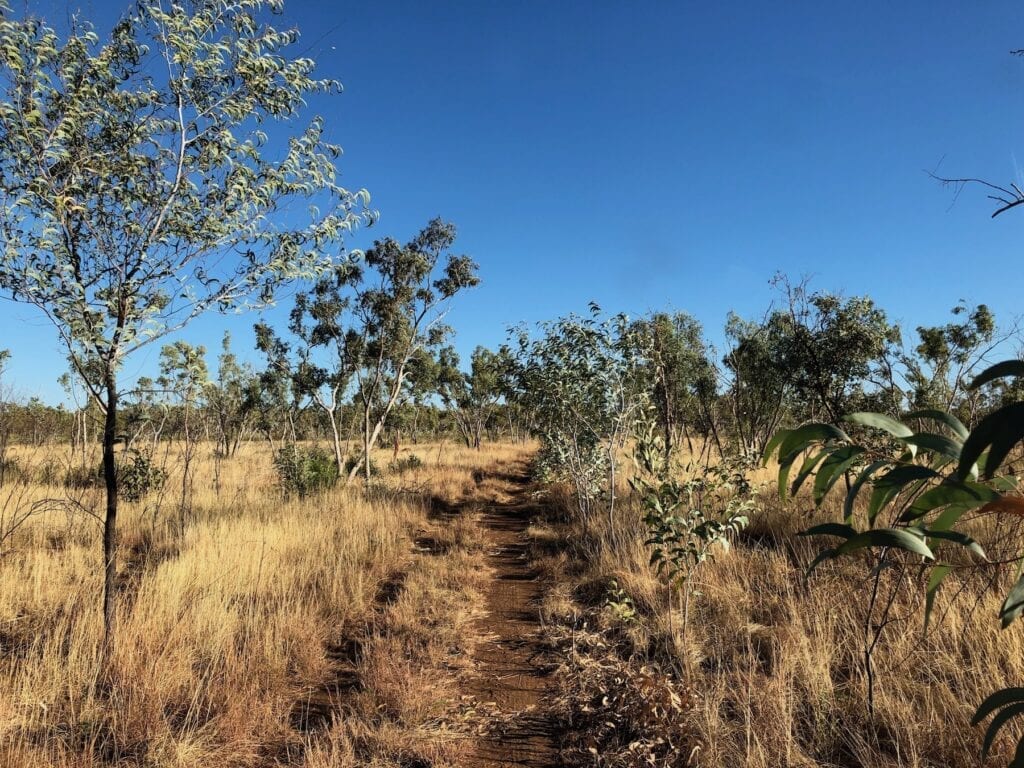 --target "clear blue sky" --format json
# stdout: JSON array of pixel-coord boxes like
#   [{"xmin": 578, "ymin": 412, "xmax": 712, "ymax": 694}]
[{"xmin": 6, "ymin": 0, "xmax": 1024, "ymax": 402}]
